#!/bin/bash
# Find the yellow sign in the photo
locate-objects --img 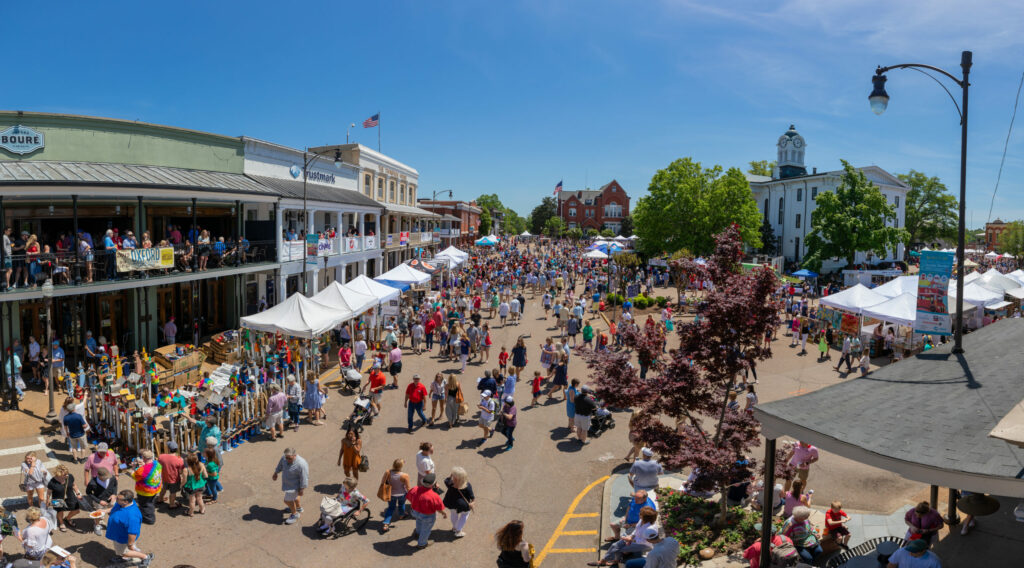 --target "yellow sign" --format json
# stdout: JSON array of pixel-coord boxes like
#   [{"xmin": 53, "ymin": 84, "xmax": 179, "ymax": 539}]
[{"xmin": 116, "ymin": 247, "xmax": 174, "ymax": 272}]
